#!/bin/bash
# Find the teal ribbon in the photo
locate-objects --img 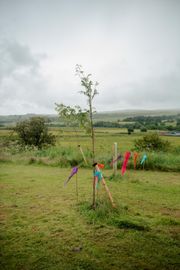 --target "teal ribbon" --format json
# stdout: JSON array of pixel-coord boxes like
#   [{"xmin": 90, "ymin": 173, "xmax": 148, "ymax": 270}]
[
  {"xmin": 94, "ymin": 171, "xmax": 103, "ymax": 189},
  {"xmin": 140, "ymin": 154, "xmax": 147, "ymax": 165}
]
